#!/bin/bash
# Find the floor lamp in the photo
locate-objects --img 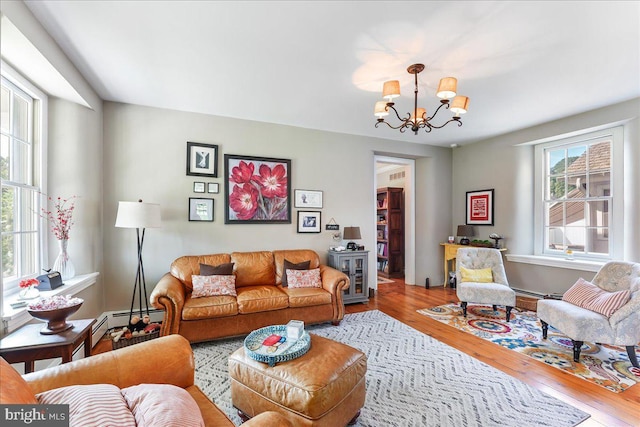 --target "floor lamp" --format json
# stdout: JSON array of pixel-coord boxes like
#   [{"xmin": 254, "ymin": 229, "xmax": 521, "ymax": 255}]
[{"xmin": 115, "ymin": 200, "xmax": 161, "ymax": 324}]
